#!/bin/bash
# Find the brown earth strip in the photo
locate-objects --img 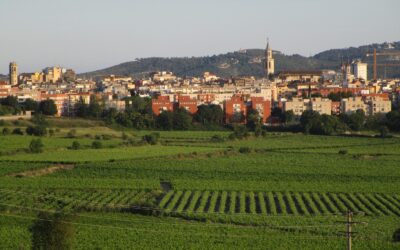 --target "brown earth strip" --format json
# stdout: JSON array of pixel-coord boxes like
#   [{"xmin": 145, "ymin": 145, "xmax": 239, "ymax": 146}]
[{"xmin": 9, "ymin": 164, "xmax": 74, "ymax": 177}]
